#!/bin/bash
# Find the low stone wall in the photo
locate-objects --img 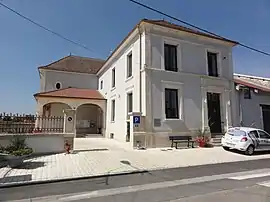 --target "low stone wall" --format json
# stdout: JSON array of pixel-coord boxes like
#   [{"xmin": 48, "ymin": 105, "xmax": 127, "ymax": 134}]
[{"xmin": 0, "ymin": 133, "xmax": 74, "ymax": 155}]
